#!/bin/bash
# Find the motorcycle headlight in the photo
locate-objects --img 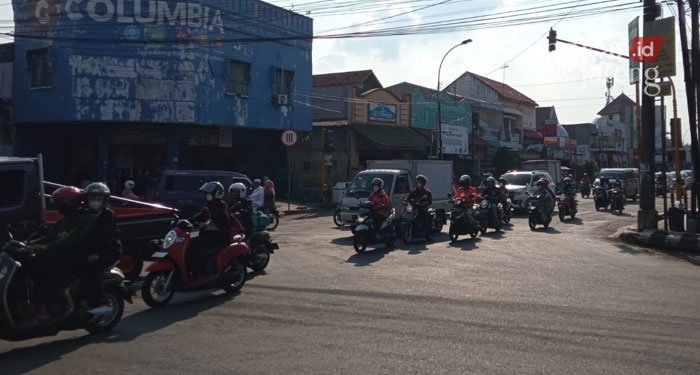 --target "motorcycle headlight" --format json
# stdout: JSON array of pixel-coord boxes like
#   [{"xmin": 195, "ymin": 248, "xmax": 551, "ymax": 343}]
[
  {"xmin": 162, "ymin": 230, "xmax": 177, "ymax": 249},
  {"xmin": 480, "ymin": 200, "xmax": 489, "ymax": 208},
  {"xmin": 406, "ymin": 204, "xmax": 414, "ymax": 213},
  {"xmin": 559, "ymin": 194, "xmax": 566, "ymax": 201},
  {"xmin": 357, "ymin": 217, "xmax": 365, "ymax": 223}
]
